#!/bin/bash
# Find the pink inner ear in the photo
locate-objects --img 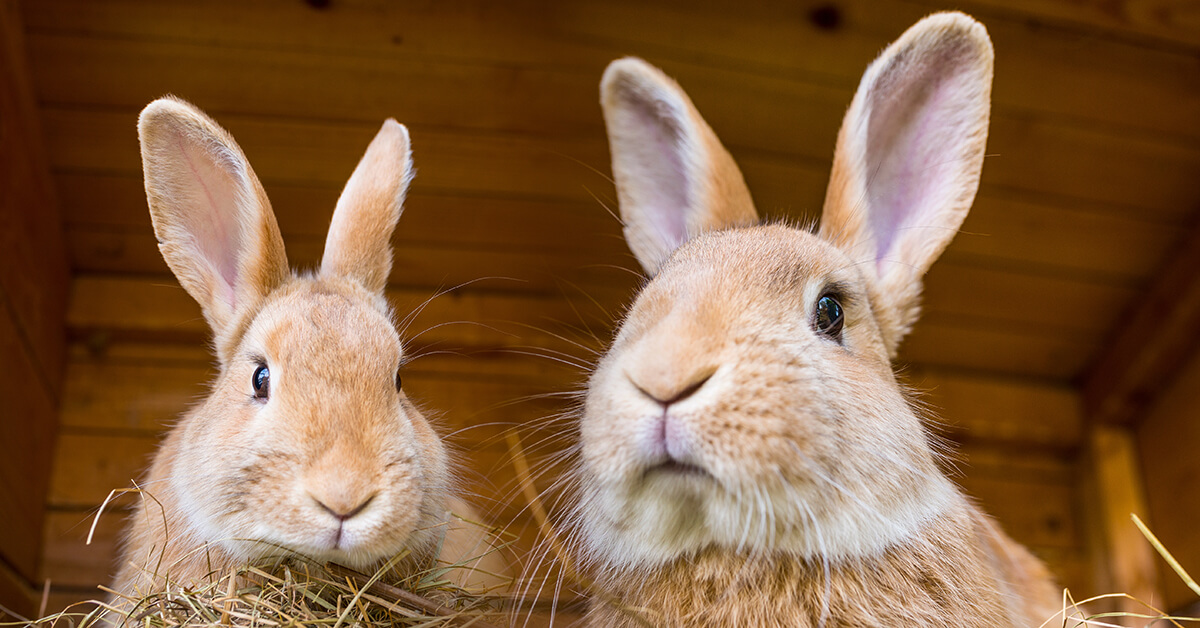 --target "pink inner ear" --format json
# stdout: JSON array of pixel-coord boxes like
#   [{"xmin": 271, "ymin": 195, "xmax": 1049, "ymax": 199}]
[
  {"xmin": 628, "ymin": 99, "xmax": 690, "ymax": 254},
  {"xmin": 864, "ymin": 62, "xmax": 969, "ymax": 271},
  {"xmin": 176, "ymin": 135, "xmax": 246, "ymax": 308}
]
